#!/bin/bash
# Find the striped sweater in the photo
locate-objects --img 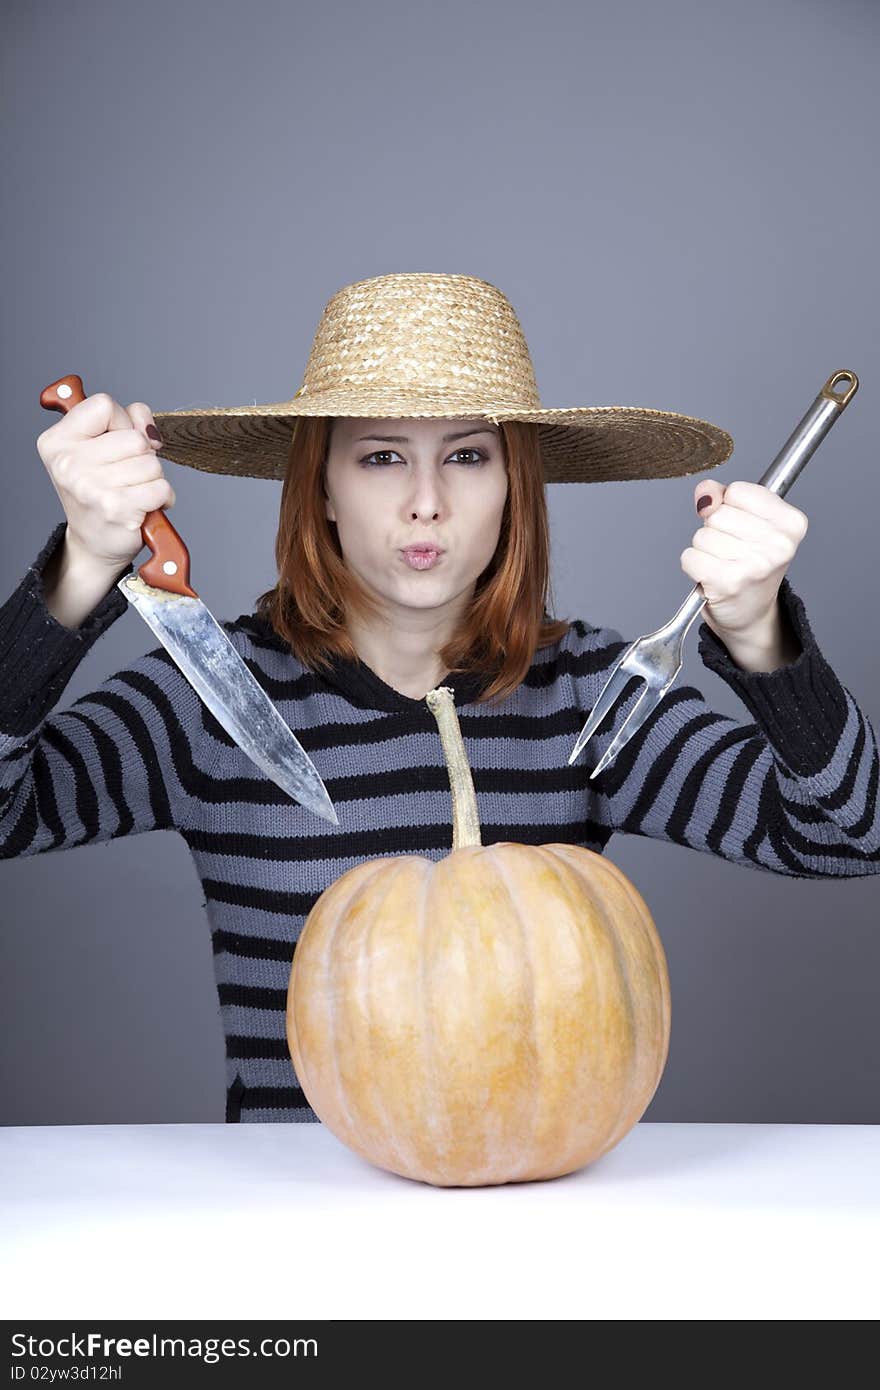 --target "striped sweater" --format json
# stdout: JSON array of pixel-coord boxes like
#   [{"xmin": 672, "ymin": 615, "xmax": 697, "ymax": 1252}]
[{"xmin": 2, "ymin": 524, "xmax": 878, "ymax": 1123}]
